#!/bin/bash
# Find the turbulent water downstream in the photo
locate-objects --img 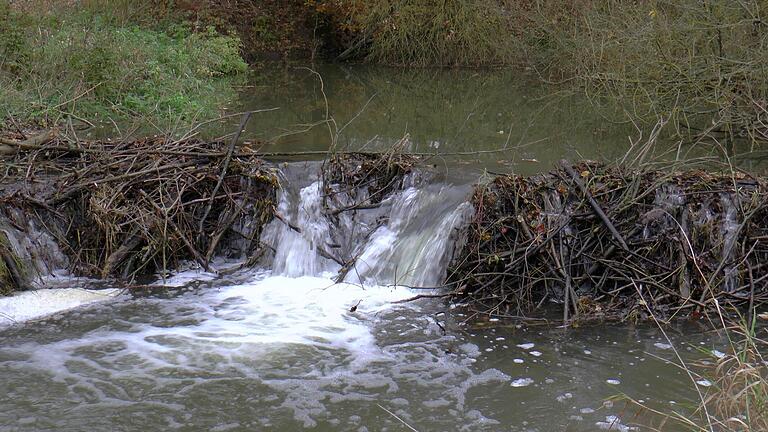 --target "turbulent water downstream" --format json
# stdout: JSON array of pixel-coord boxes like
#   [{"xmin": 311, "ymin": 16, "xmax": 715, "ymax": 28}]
[{"xmin": 0, "ymin": 269, "xmax": 726, "ymax": 431}]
